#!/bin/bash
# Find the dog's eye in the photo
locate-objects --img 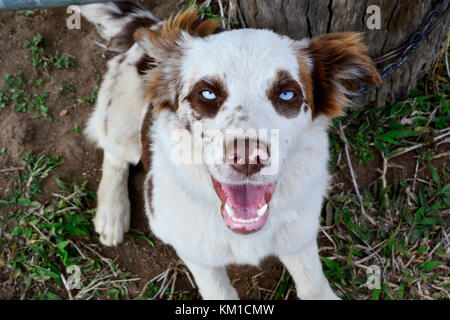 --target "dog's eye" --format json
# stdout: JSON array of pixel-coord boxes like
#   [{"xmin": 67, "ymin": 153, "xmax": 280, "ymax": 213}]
[
  {"xmin": 279, "ymin": 91, "xmax": 295, "ymax": 101},
  {"xmin": 201, "ymin": 90, "xmax": 217, "ymax": 100}
]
